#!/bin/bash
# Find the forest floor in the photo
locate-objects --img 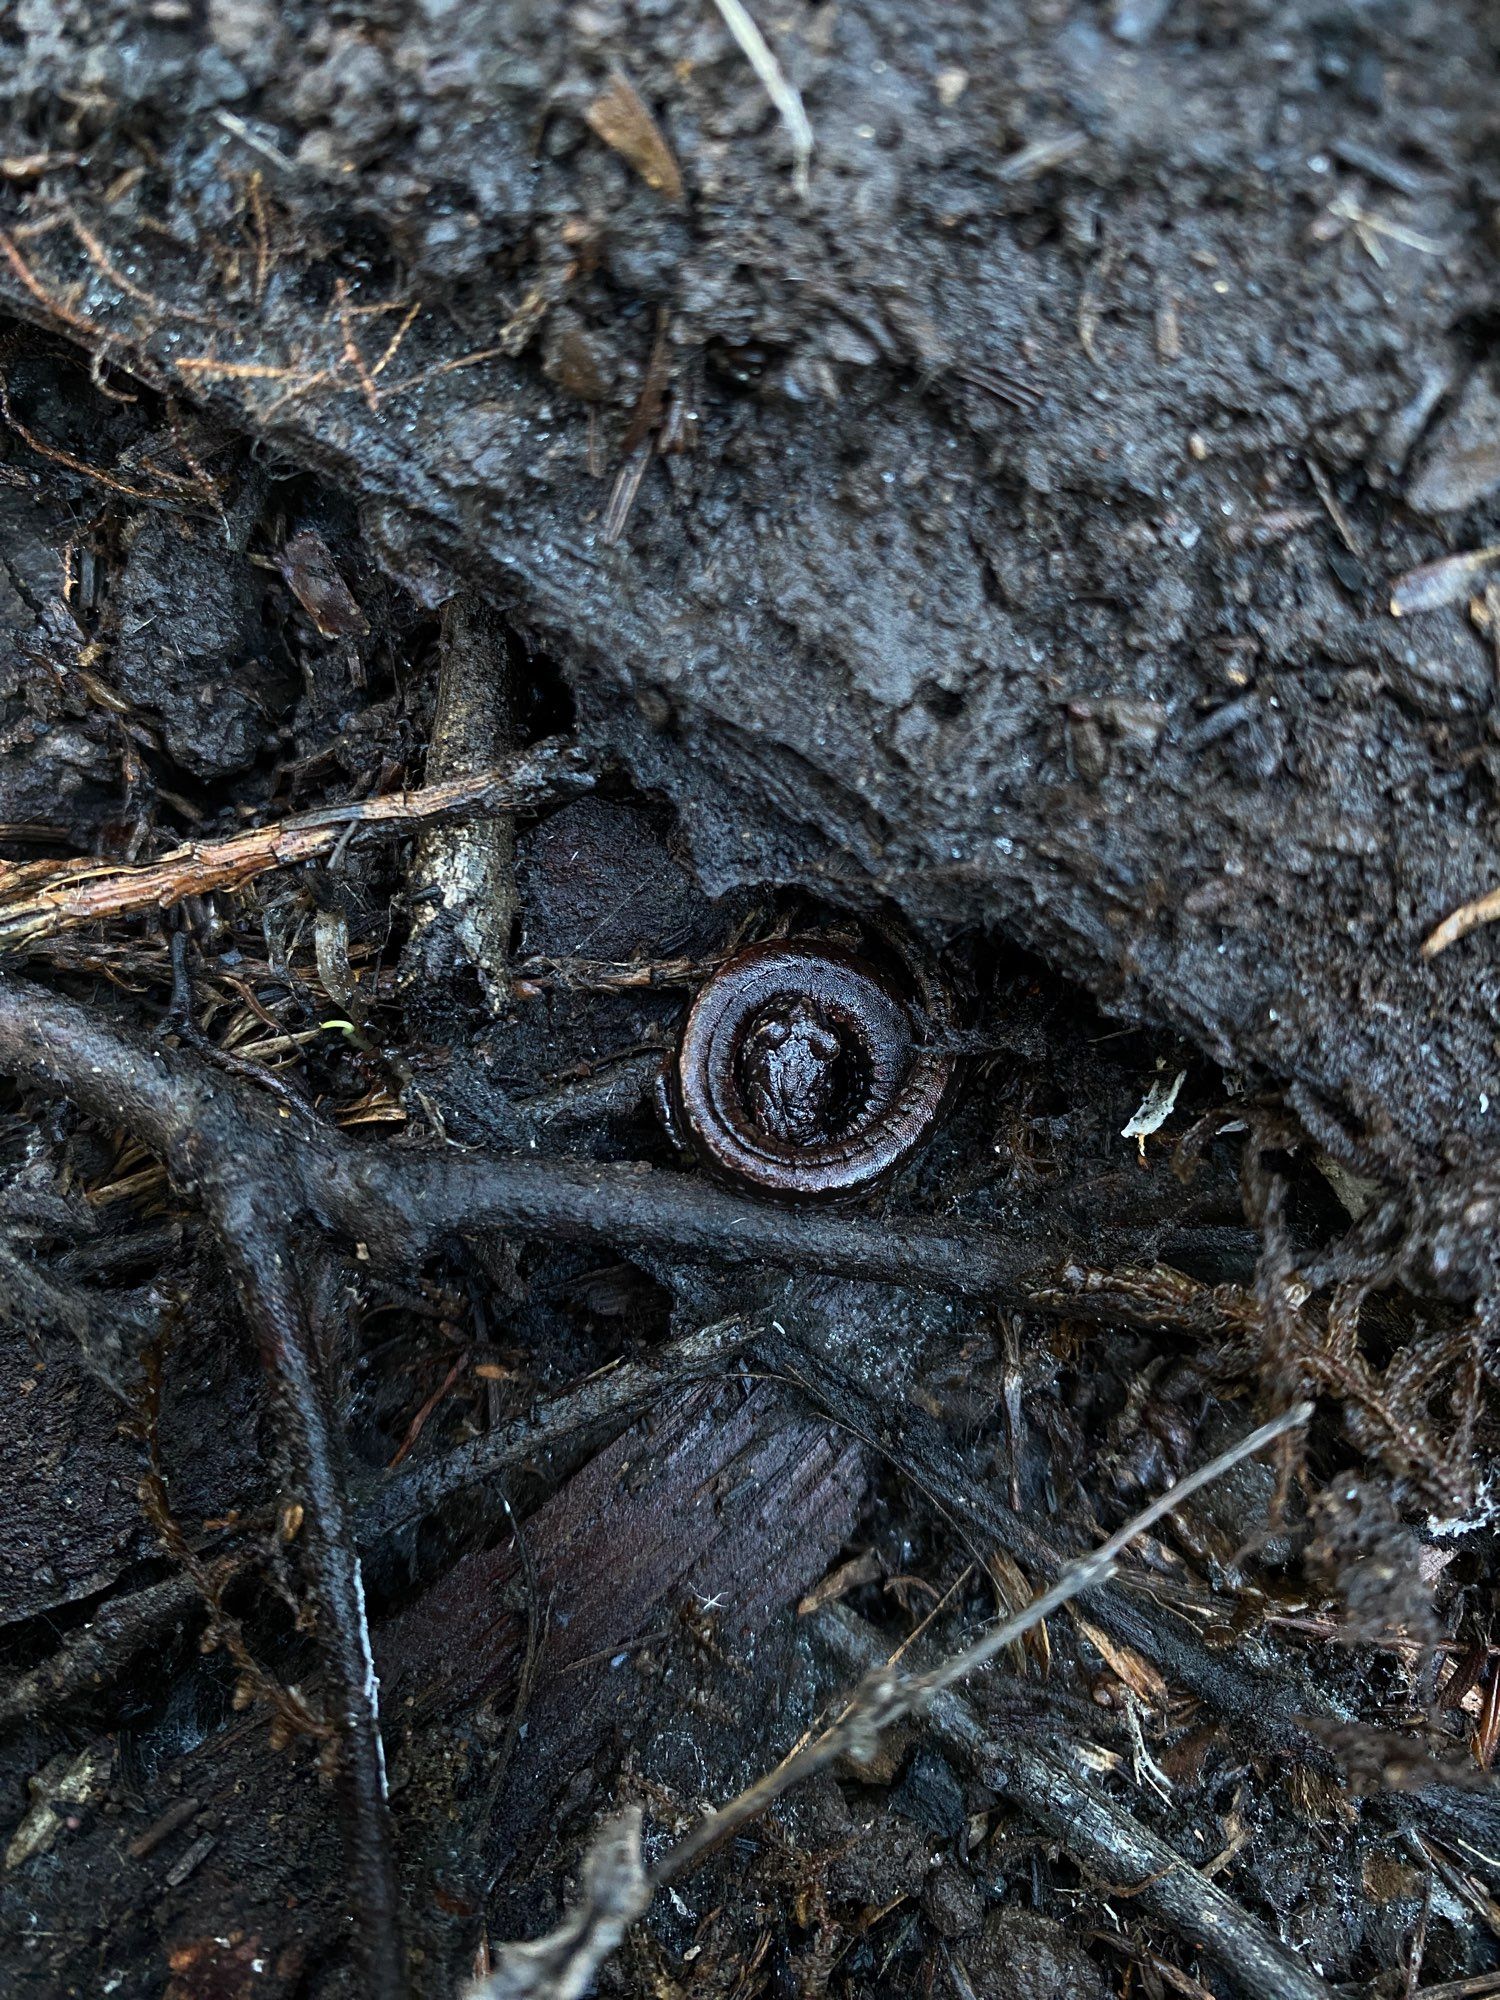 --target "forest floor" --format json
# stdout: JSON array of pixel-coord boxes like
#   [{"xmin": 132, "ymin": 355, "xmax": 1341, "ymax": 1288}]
[{"xmin": 2, "ymin": 4, "xmax": 1500, "ymax": 1998}]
